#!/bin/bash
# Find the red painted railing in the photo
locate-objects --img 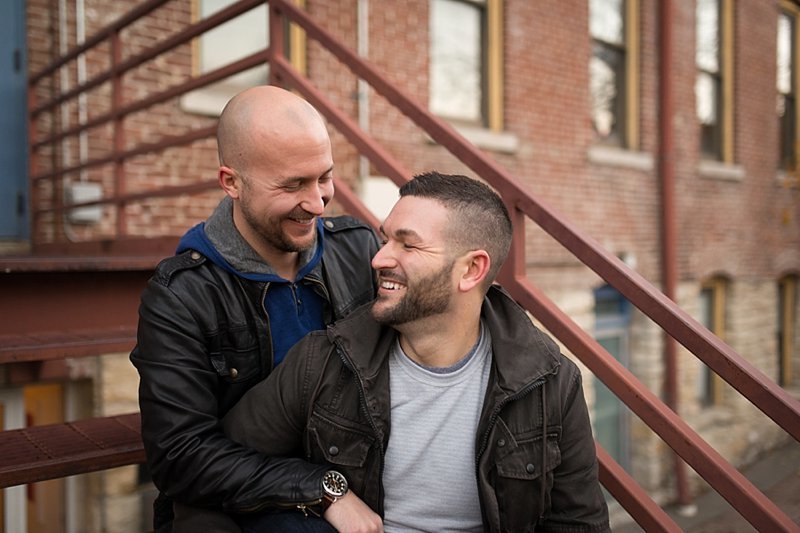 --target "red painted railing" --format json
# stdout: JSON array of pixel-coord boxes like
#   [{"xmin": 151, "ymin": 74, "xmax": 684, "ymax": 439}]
[{"xmin": 13, "ymin": 1, "xmax": 800, "ymax": 531}]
